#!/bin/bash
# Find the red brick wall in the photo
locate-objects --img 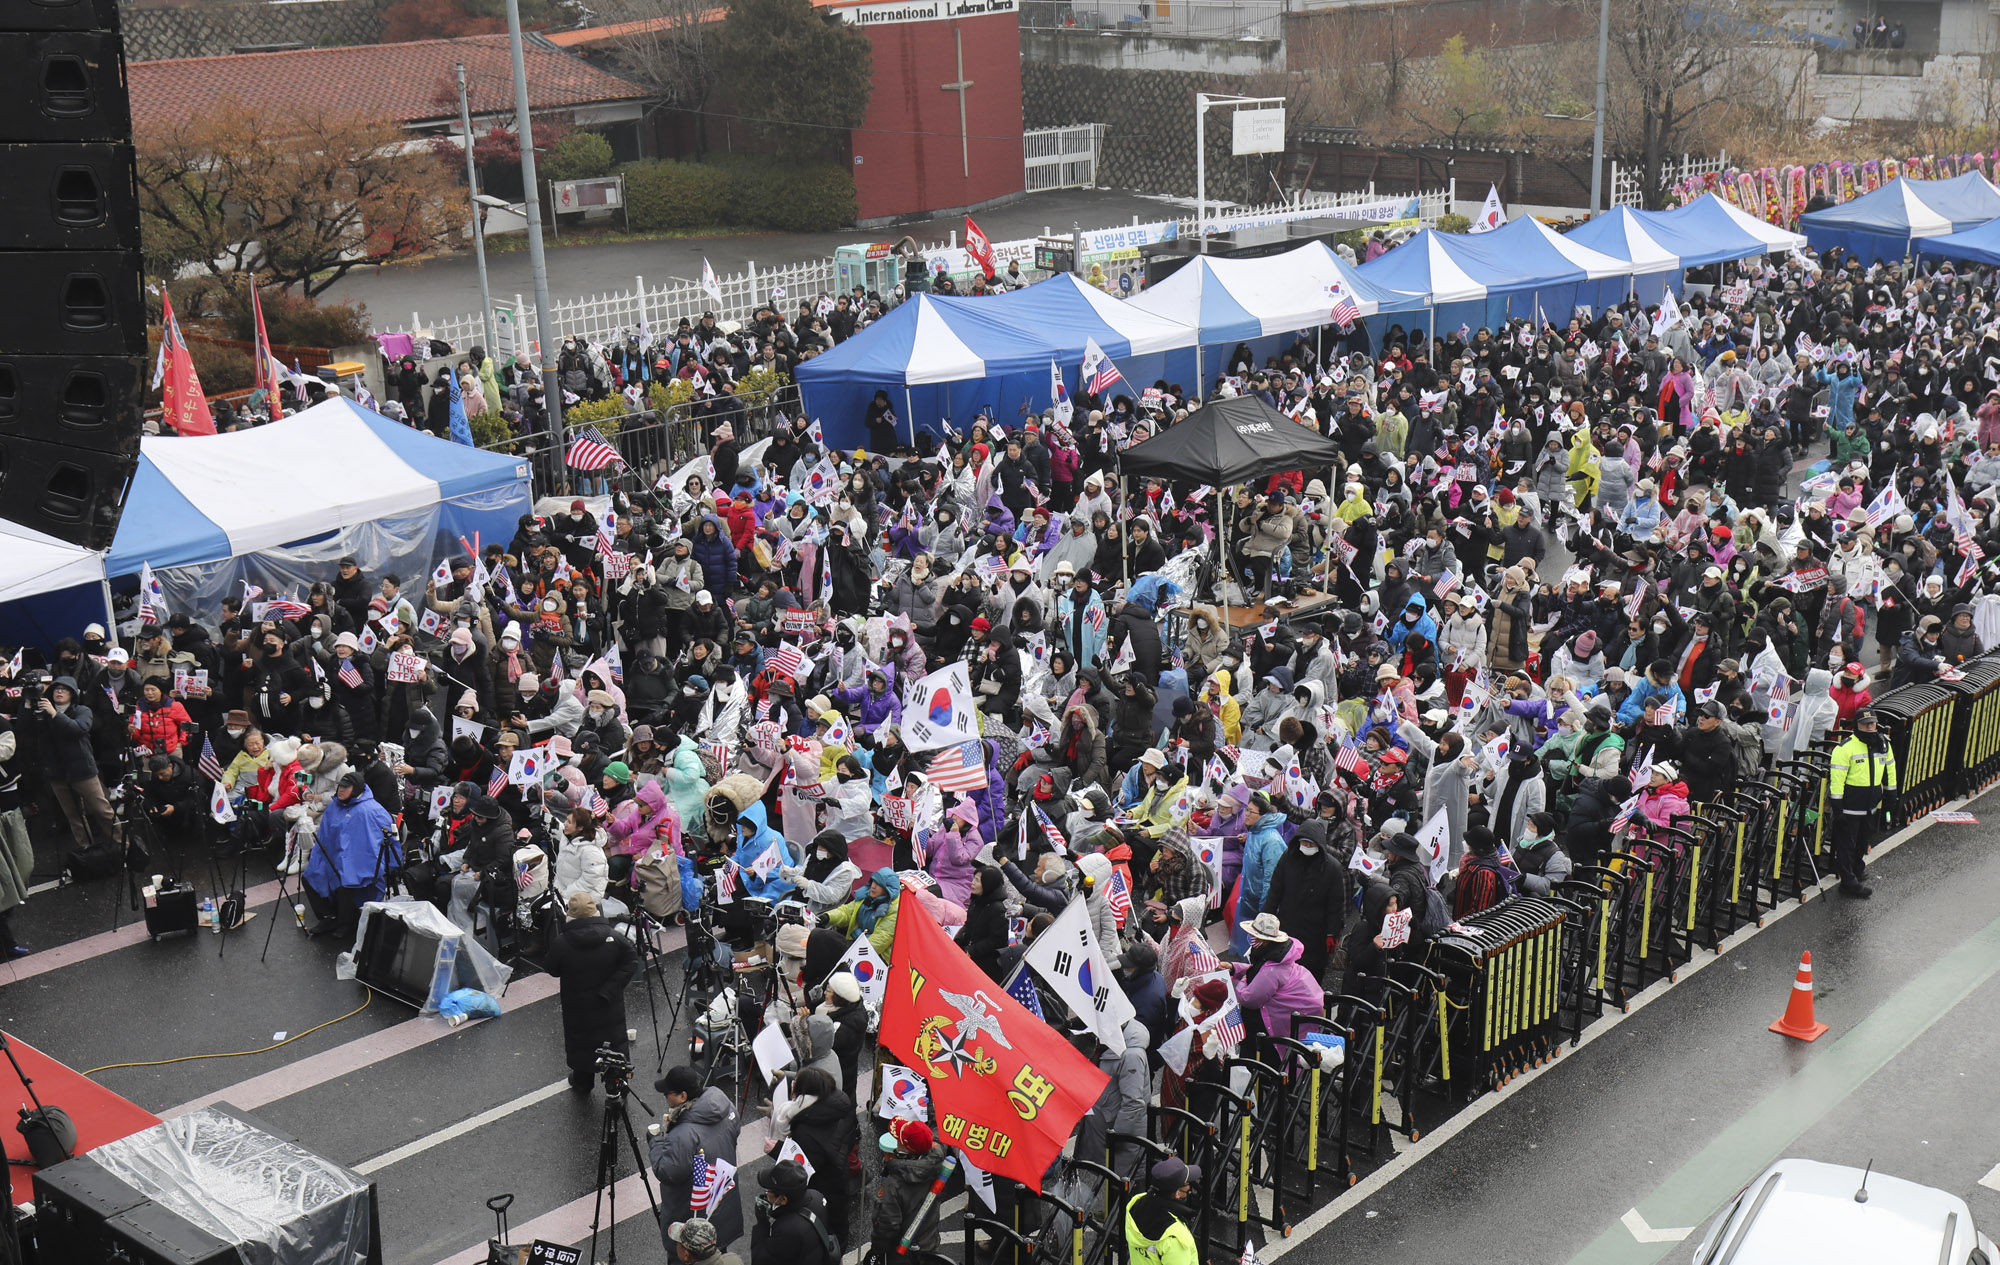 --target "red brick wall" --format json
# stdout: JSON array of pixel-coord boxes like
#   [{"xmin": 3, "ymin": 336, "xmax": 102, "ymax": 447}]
[{"xmin": 849, "ymin": 10, "xmax": 1026, "ymax": 221}]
